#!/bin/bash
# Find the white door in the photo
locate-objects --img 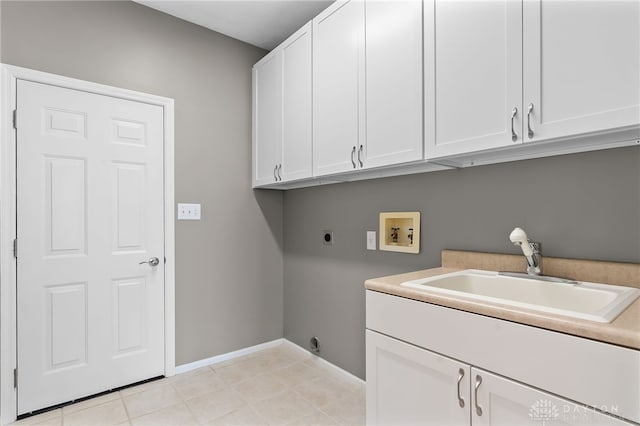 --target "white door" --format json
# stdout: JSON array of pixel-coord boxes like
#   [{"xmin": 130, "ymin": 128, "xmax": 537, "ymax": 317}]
[
  {"xmin": 424, "ymin": 0, "xmax": 523, "ymax": 159},
  {"xmin": 16, "ymin": 80, "xmax": 165, "ymax": 414},
  {"xmin": 523, "ymin": 0, "xmax": 640, "ymax": 143},
  {"xmin": 365, "ymin": 0, "xmax": 423, "ymax": 168},
  {"xmin": 313, "ymin": 0, "xmax": 365, "ymax": 176},
  {"xmin": 366, "ymin": 330, "xmax": 471, "ymax": 425},
  {"xmin": 281, "ymin": 22, "xmax": 313, "ymax": 182},
  {"xmin": 472, "ymin": 368, "xmax": 633, "ymax": 426},
  {"xmin": 253, "ymin": 51, "xmax": 283, "ymax": 186}
]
